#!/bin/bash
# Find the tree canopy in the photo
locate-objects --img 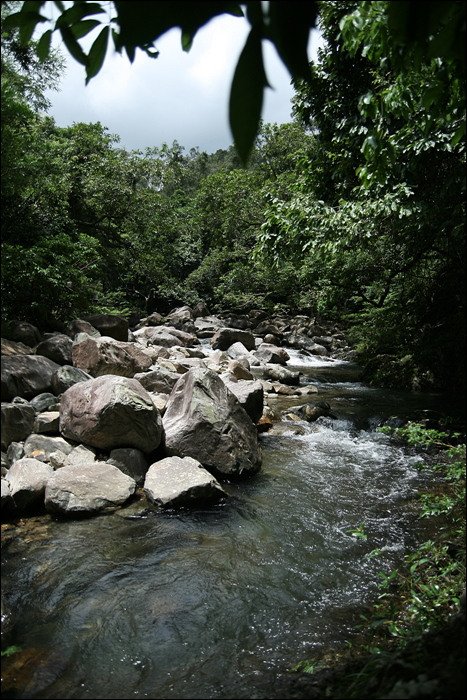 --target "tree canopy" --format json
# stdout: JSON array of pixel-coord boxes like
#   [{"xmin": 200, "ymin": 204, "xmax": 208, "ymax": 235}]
[{"xmin": 1, "ymin": 1, "xmax": 465, "ymax": 391}]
